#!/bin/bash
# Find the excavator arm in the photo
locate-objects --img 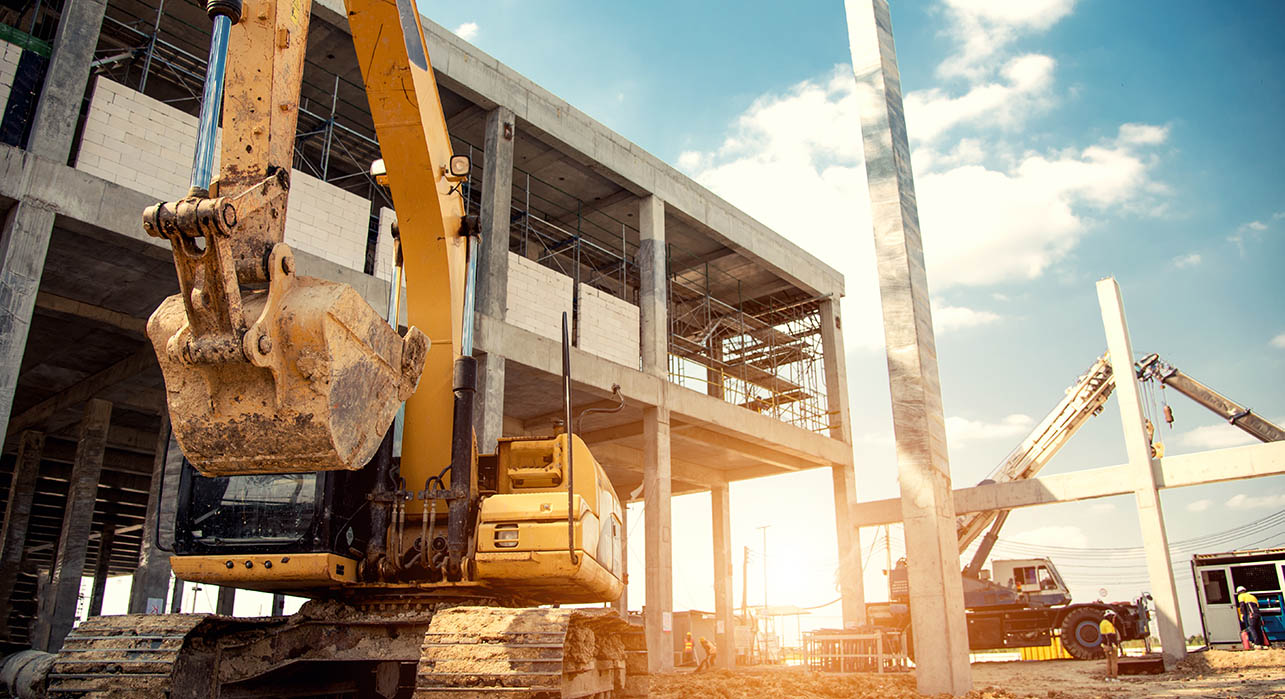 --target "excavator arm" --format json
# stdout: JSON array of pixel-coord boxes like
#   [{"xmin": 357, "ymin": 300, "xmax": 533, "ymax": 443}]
[{"xmin": 1137, "ymin": 353, "xmax": 1285, "ymax": 443}]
